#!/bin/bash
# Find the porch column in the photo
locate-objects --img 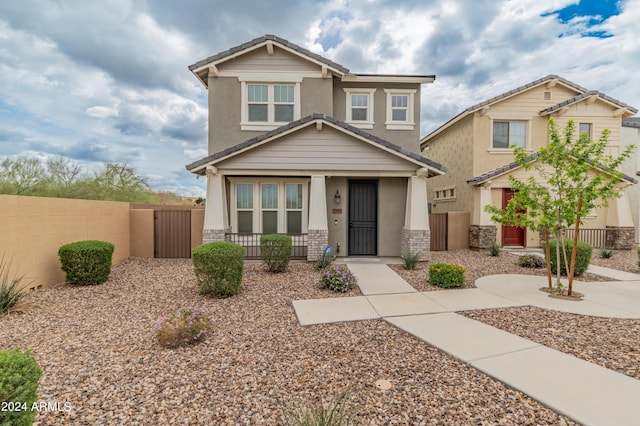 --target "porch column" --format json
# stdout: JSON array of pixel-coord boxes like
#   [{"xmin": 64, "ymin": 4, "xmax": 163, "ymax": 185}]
[
  {"xmin": 307, "ymin": 175, "xmax": 329, "ymax": 261},
  {"xmin": 401, "ymin": 173, "xmax": 430, "ymax": 260},
  {"xmin": 202, "ymin": 166, "xmax": 229, "ymax": 243},
  {"xmin": 605, "ymin": 186, "xmax": 635, "ymax": 249},
  {"xmin": 469, "ymin": 184, "xmax": 497, "ymax": 249}
]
